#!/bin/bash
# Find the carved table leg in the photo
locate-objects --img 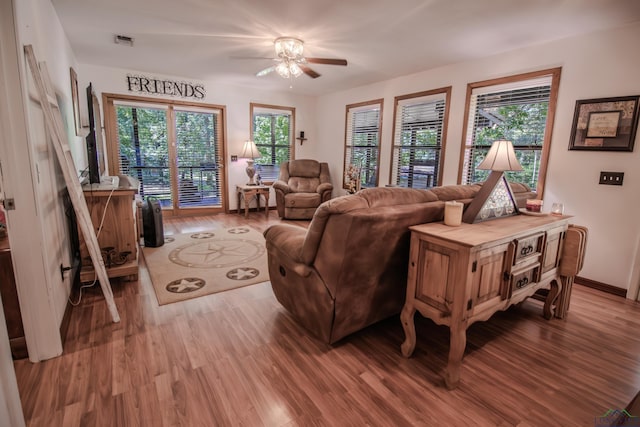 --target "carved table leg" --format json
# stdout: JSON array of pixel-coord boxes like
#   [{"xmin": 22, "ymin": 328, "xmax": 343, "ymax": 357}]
[
  {"xmin": 243, "ymin": 193, "xmax": 250, "ymax": 218},
  {"xmin": 555, "ymin": 276, "xmax": 572, "ymax": 319},
  {"xmin": 400, "ymin": 304, "xmax": 417, "ymax": 358},
  {"xmin": 543, "ymin": 278, "xmax": 561, "ymax": 320},
  {"xmin": 445, "ymin": 326, "xmax": 467, "ymax": 389}
]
